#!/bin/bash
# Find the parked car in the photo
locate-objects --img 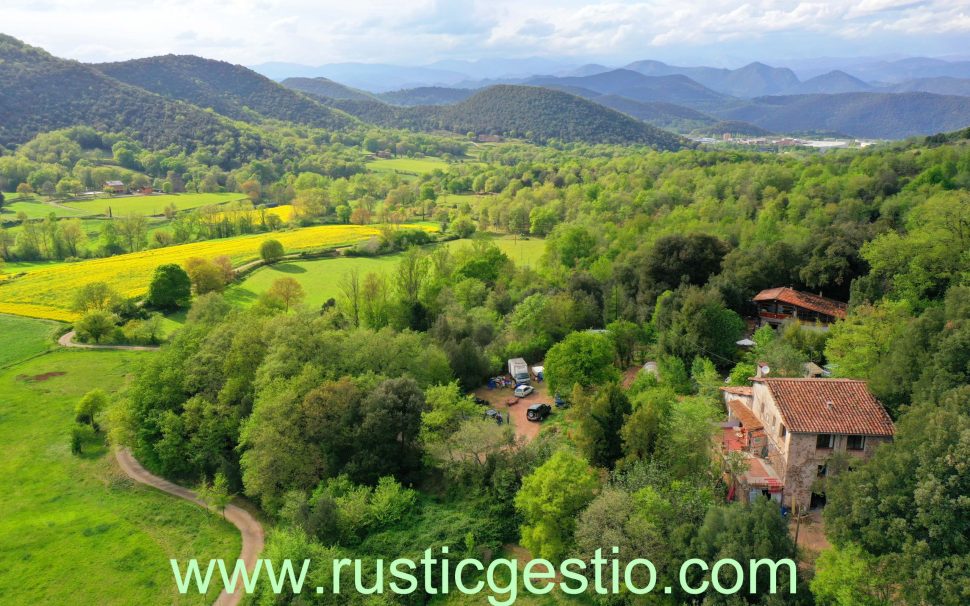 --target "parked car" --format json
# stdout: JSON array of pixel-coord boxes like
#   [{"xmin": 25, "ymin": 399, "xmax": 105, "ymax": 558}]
[
  {"xmin": 526, "ymin": 403, "xmax": 552, "ymax": 422},
  {"xmin": 474, "ymin": 396, "xmax": 489, "ymax": 406},
  {"xmin": 554, "ymin": 393, "xmax": 568, "ymax": 408},
  {"xmin": 513, "ymin": 384, "xmax": 534, "ymax": 398},
  {"xmin": 484, "ymin": 409, "xmax": 503, "ymax": 424}
]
